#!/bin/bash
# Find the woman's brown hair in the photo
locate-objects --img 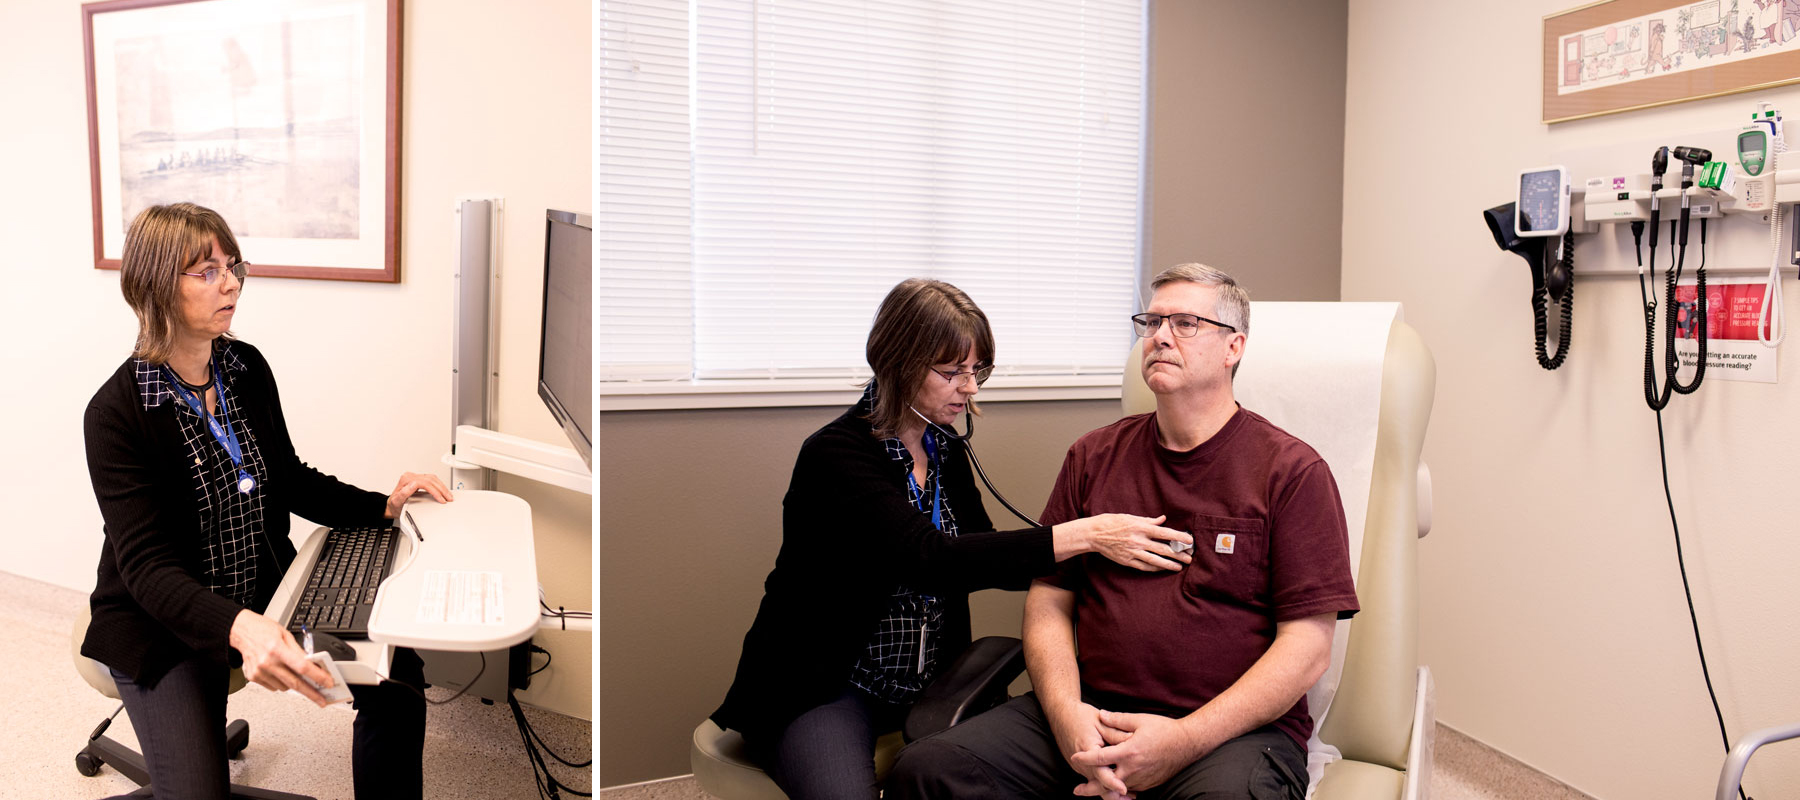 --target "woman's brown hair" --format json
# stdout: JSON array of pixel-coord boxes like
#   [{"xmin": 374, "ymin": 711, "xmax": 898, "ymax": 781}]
[
  {"xmin": 119, "ymin": 203, "xmax": 242, "ymax": 364},
  {"xmin": 864, "ymin": 279, "xmax": 995, "ymax": 438}
]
